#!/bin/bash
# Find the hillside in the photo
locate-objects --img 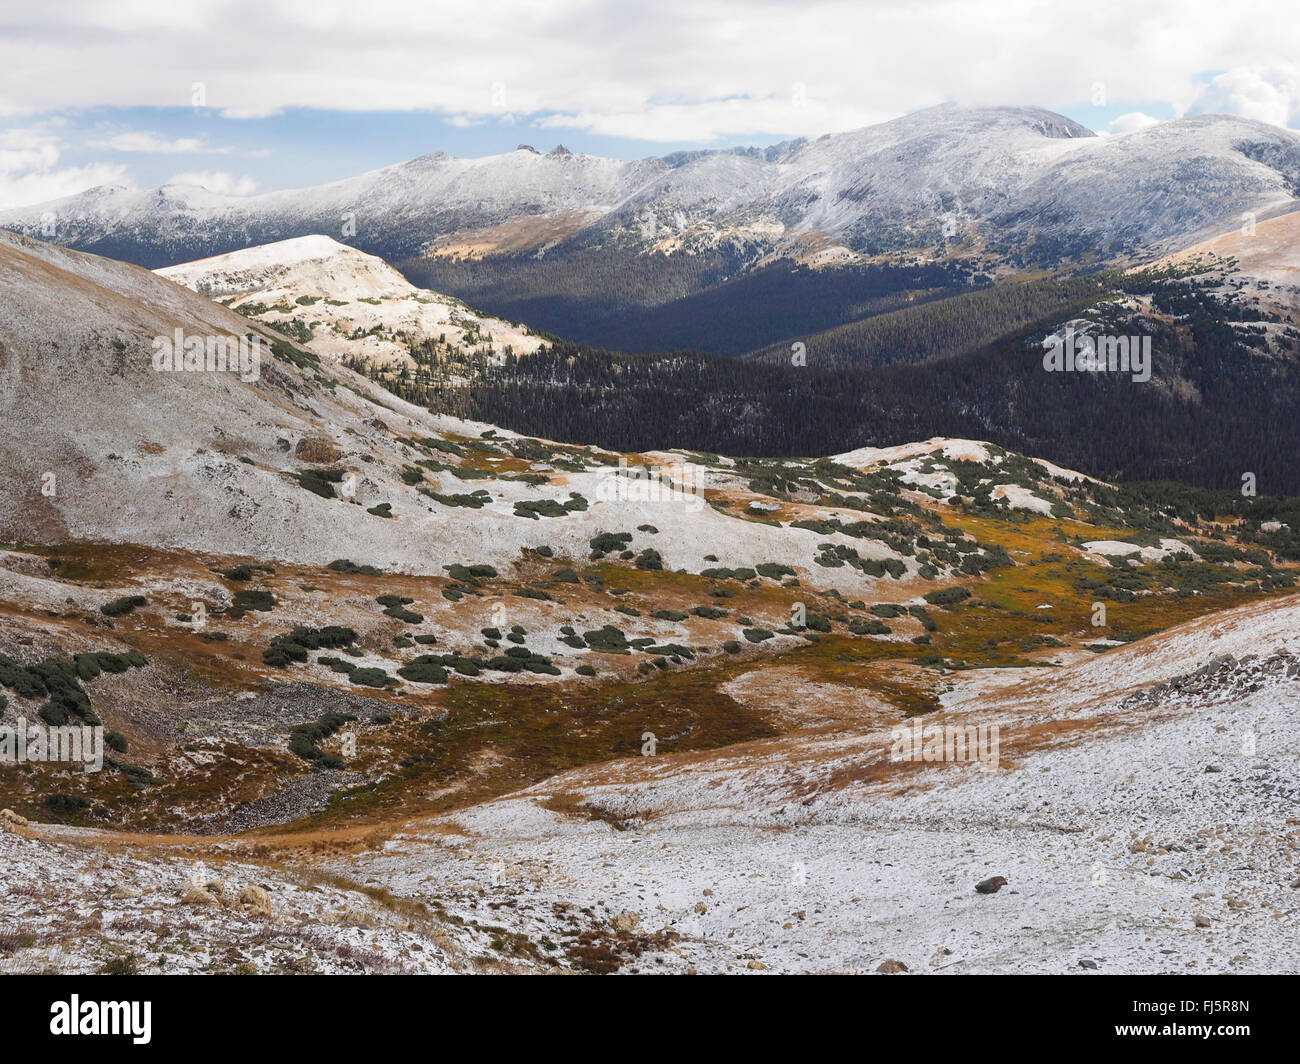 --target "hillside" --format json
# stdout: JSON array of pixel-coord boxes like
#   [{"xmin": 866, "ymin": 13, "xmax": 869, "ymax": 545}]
[
  {"xmin": 156, "ymin": 235, "xmax": 544, "ymax": 370},
  {"xmin": 4, "ymin": 563, "xmax": 1298, "ymax": 974},
  {"xmin": 2, "ymin": 230, "xmax": 1299, "ymax": 976}
]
